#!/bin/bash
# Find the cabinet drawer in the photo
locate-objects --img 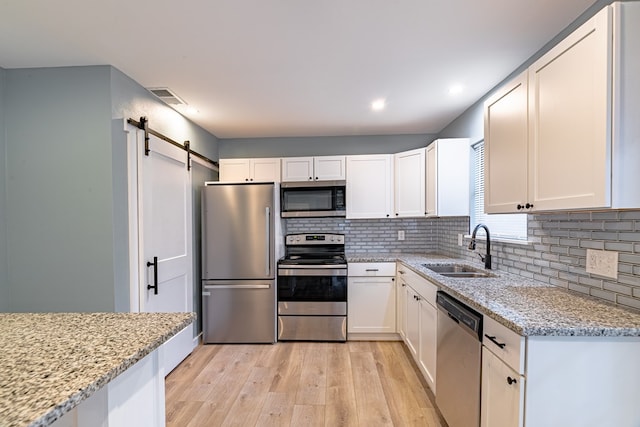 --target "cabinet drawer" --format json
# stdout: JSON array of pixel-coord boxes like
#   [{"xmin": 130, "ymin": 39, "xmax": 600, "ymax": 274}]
[
  {"xmin": 396, "ymin": 264, "xmax": 438, "ymax": 305},
  {"xmin": 483, "ymin": 315, "xmax": 525, "ymax": 374},
  {"xmin": 348, "ymin": 262, "xmax": 396, "ymax": 277}
]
